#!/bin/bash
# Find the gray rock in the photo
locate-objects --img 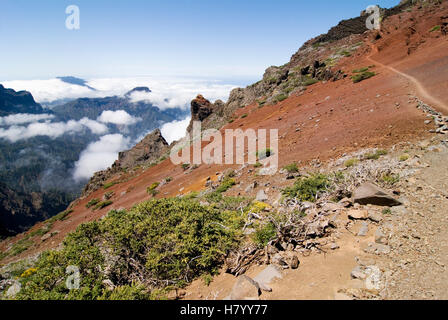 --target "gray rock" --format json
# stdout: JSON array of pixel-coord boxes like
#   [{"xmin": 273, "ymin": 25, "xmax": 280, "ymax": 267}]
[
  {"xmin": 368, "ymin": 210, "xmax": 383, "ymax": 223},
  {"xmin": 286, "ymin": 254, "xmax": 300, "ymax": 269},
  {"xmin": 245, "ymin": 182, "xmax": 258, "ymax": 193},
  {"xmin": 357, "ymin": 222, "xmax": 369, "ymax": 237},
  {"xmin": 254, "ymin": 265, "xmax": 283, "ymax": 286},
  {"xmin": 348, "ymin": 209, "xmax": 368, "ymax": 220},
  {"xmin": 351, "ymin": 266, "xmax": 367, "ymax": 280},
  {"xmin": 330, "ymin": 242, "xmax": 340, "ymax": 250},
  {"xmin": 256, "ymin": 189, "xmax": 268, "ymax": 202},
  {"xmin": 271, "ymin": 253, "xmax": 288, "ymax": 268},
  {"xmin": 228, "ymin": 275, "xmax": 261, "ymax": 300},
  {"xmin": 364, "ymin": 243, "xmax": 391, "ymax": 255},
  {"xmin": 375, "ymin": 228, "xmax": 388, "ymax": 244},
  {"xmin": 353, "ymin": 182, "xmax": 402, "ymax": 207}
]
